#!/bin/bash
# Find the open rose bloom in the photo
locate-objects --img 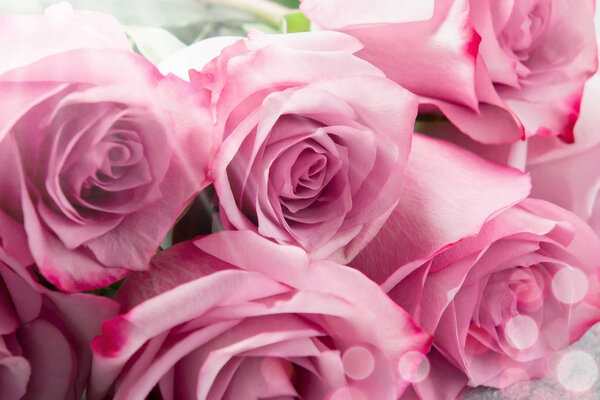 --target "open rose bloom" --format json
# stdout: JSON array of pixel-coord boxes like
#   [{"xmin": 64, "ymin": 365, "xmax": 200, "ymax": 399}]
[
  {"xmin": 178, "ymin": 31, "xmax": 419, "ymax": 263},
  {"xmin": 302, "ymin": 0, "xmax": 598, "ymax": 143},
  {"xmin": 89, "ymin": 231, "xmax": 432, "ymax": 400},
  {"xmin": 2, "ymin": 1, "xmax": 600, "ymax": 400},
  {"xmin": 0, "ymin": 5, "xmax": 215, "ymax": 292},
  {"xmin": 380, "ymin": 199, "xmax": 600, "ymax": 399}
]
